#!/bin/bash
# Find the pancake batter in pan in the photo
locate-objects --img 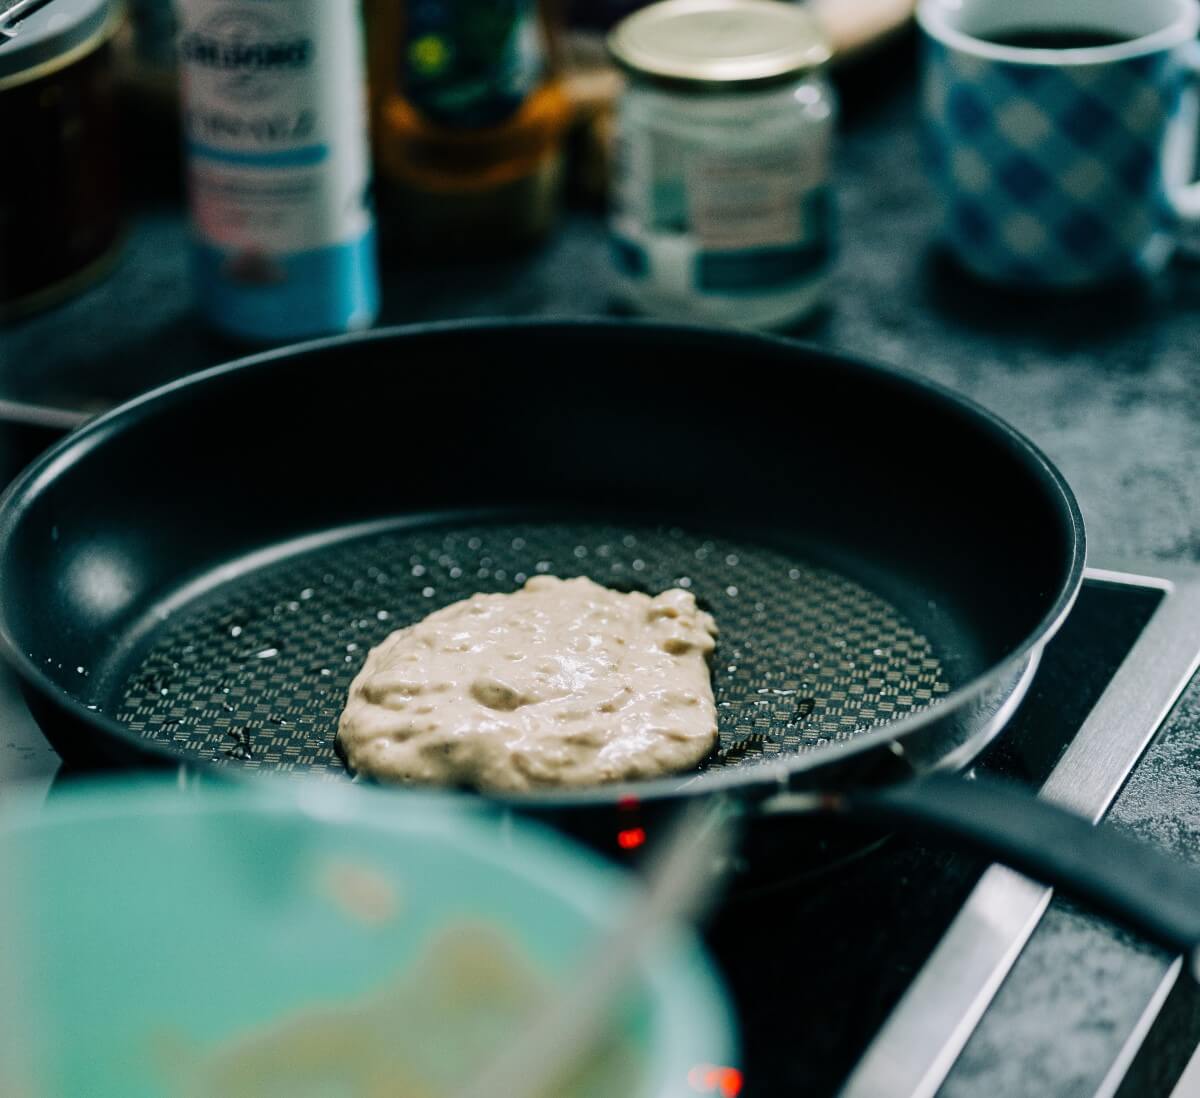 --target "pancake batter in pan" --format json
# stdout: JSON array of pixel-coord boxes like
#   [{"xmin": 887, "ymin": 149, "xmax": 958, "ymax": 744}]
[{"xmin": 337, "ymin": 576, "xmax": 720, "ymax": 792}]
